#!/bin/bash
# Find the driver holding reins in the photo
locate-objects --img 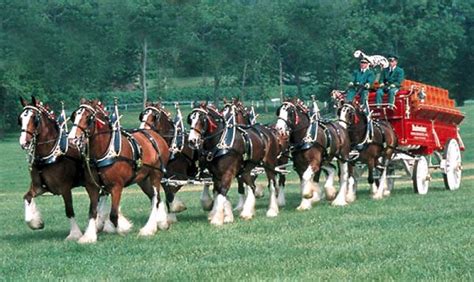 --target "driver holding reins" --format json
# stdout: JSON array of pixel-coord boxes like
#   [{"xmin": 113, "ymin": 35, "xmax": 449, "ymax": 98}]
[
  {"xmin": 346, "ymin": 58, "xmax": 375, "ymax": 109},
  {"xmin": 376, "ymin": 55, "xmax": 405, "ymax": 109}
]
